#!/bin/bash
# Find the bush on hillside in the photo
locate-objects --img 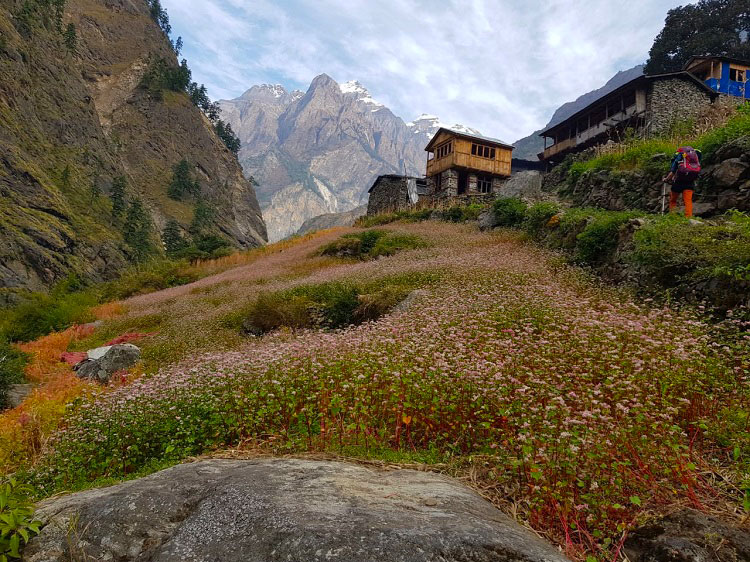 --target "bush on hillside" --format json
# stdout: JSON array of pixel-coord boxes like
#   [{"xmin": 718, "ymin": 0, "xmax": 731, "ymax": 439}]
[
  {"xmin": 226, "ymin": 273, "xmax": 438, "ymax": 336},
  {"xmin": 492, "ymin": 198, "xmax": 528, "ymax": 227},
  {"xmin": 0, "ymin": 340, "xmax": 30, "ymax": 409},
  {"xmin": 523, "ymin": 201, "xmax": 561, "ymax": 237},
  {"xmin": 318, "ymin": 230, "xmax": 426, "ymax": 260},
  {"xmin": 631, "ymin": 211, "xmax": 750, "ymax": 287},
  {"xmin": 575, "ymin": 210, "xmax": 643, "ymax": 265}
]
